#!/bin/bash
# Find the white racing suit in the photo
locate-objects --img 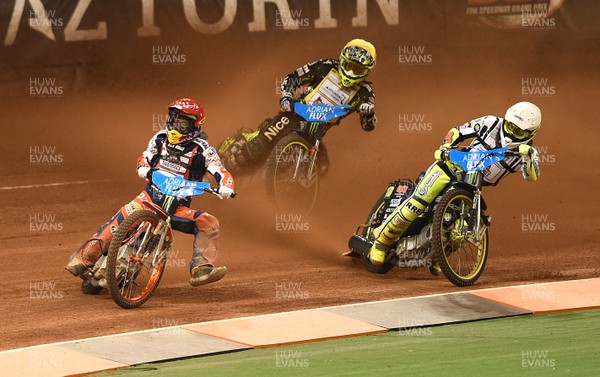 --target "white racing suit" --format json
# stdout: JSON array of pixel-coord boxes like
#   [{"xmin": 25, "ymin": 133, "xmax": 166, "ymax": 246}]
[{"xmin": 370, "ymin": 115, "xmax": 540, "ymax": 258}]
